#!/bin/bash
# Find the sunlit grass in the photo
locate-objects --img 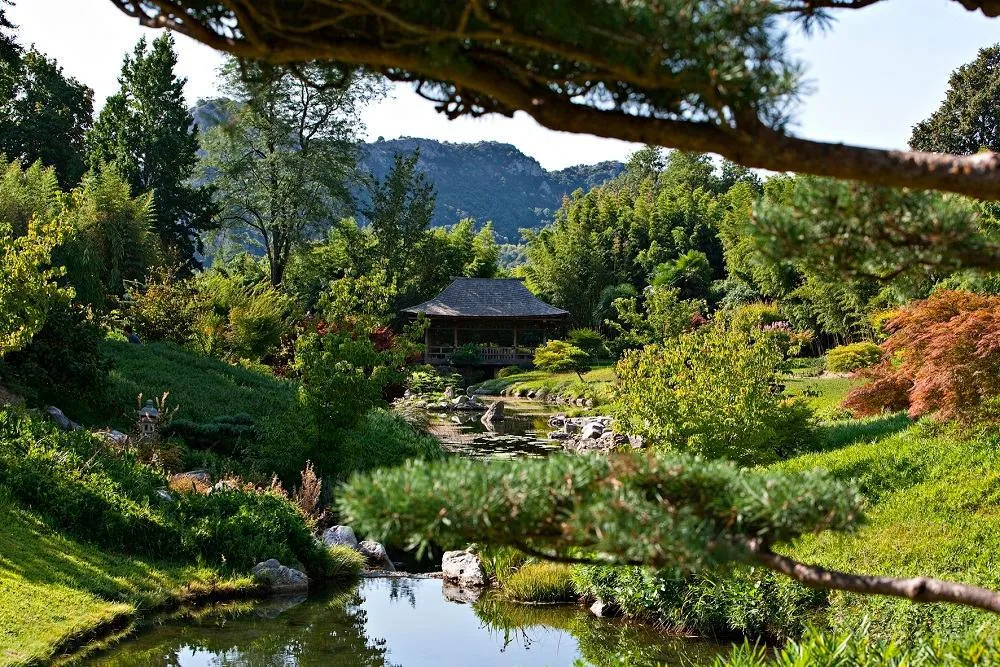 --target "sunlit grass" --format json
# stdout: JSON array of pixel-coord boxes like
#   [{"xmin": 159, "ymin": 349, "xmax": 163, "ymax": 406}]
[{"xmin": 0, "ymin": 495, "xmax": 253, "ymax": 665}]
